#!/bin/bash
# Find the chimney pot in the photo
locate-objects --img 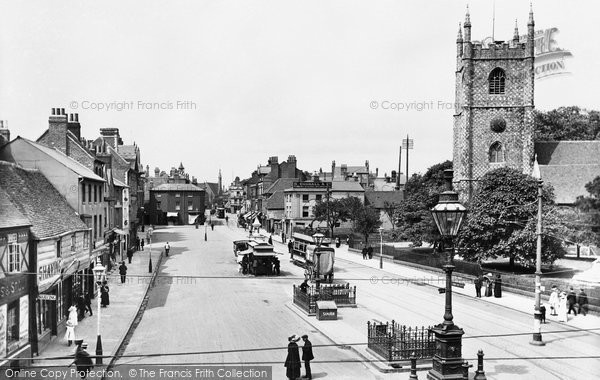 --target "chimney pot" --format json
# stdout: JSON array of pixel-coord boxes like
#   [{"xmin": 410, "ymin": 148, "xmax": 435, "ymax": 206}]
[
  {"xmin": 61, "ymin": 108, "xmax": 66, "ymax": 115},
  {"xmin": 74, "ymin": 113, "xmax": 79, "ymax": 122},
  {"xmin": 51, "ymin": 108, "xmax": 55, "ymax": 115}
]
